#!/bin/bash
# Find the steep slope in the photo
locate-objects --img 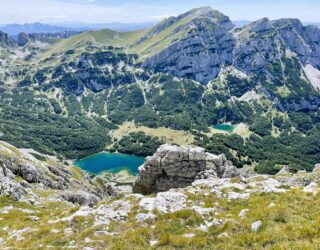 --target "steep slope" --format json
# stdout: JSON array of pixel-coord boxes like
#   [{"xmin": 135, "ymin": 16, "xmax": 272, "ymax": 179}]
[
  {"xmin": 233, "ymin": 18, "xmax": 320, "ymax": 111},
  {"xmin": 234, "ymin": 18, "xmax": 320, "ymax": 72},
  {"xmin": 0, "ymin": 141, "xmax": 110, "ymax": 205},
  {"xmin": 135, "ymin": 7, "xmax": 235, "ymax": 83},
  {"xmin": 0, "ymin": 31, "xmax": 16, "ymax": 48},
  {"xmin": 44, "ymin": 28, "xmax": 147, "ymax": 60}
]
